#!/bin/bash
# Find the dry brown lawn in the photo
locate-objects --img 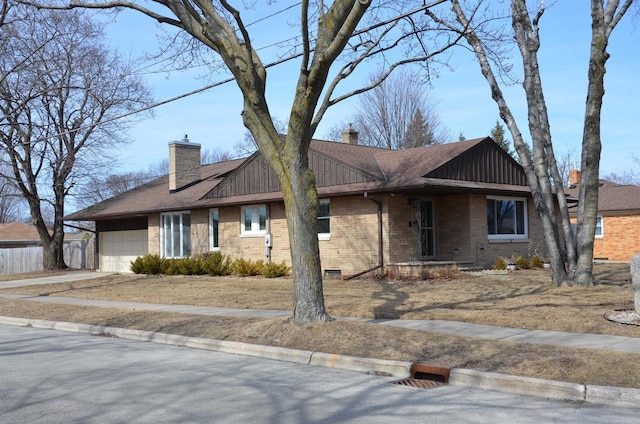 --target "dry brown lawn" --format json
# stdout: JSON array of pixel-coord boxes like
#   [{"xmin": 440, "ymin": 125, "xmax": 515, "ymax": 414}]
[{"xmin": 0, "ymin": 263, "xmax": 638, "ymax": 388}]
